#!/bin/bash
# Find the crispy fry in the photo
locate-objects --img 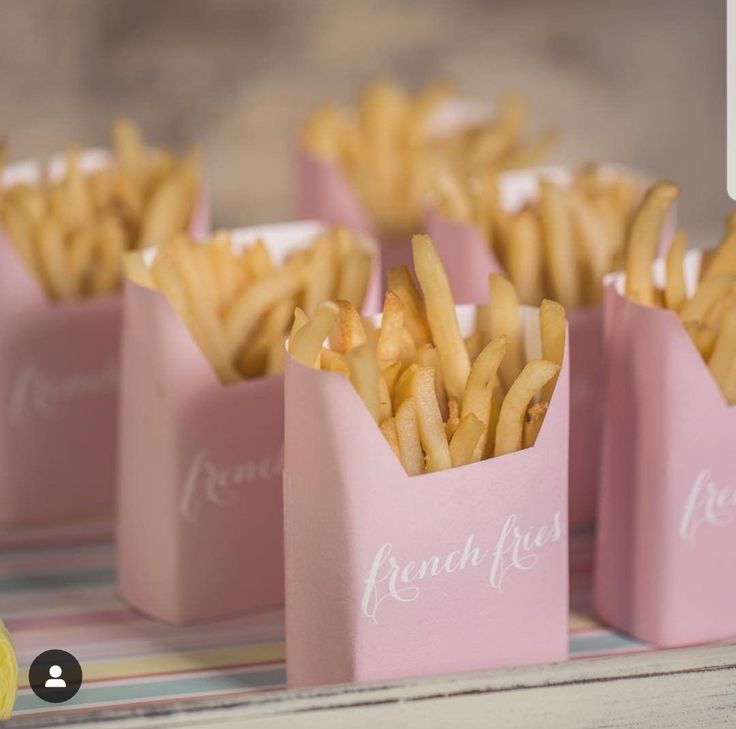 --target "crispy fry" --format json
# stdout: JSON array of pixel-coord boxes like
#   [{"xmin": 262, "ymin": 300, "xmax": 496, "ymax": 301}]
[
  {"xmin": 380, "ymin": 418, "xmax": 401, "ymax": 459},
  {"xmin": 329, "ymin": 300, "xmax": 367, "ymax": 354},
  {"xmin": 413, "ymin": 343, "xmax": 449, "ymax": 419},
  {"xmin": 461, "ymin": 336, "xmax": 506, "ymax": 459},
  {"xmin": 495, "ymin": 360, "xmax": 560, "ymax": 457},
  {"xmin": 394, "ymin": 397, "xmax": 425, "ymax": 476},
  {"xmin": 708, "ymin": 307, "xmax": 736, "ymax": 394},
  {"xmin": 449, "ymin": 413, "xmax": 485, "ymax": 467},
  {"xmin": 539, "ymin": 299, "xmax": 567, "ymax": 402},
  {"xmin": 702, "ymin": 229, "xmax": 736, "ymax": 280},
  {"xmin": 488, "ymin": 274, "xmax": 523, "ymax": 388},
  {"xmin": 445, "ymin": 398, "xmax": 461, "ymax": 439},
  {"xmin": 506, "ymin": 208, "xmax": 543, "ymax": 305},
  {"xmin": 376, "ymin": 290, "xmax": 404, "ymax": 366},
  {"xmin": 625, "ymin": 182, "xmax": 678, "ymax": 306},
  {"xmin": 346, "ymin": 341, "xmax": 382, "ymax": 423},
  {"xmin": 412, "ymin": 234, "xmax": 470, "ymax": 400},
  {"xmin": 289, "ymin": 301, "xmax": 340, "ymax": 369},
  {"xmin": 523, "ymin": 401, "xmax": 549, "ymax": 448},
  {"xmin": 679, "ymin": 273, "xmax": 736, "ymax": 323},
  {"xmin": 387, "ymin": 265, "xmax": 432, "ymax": 346},
  {"xmin": 539, "ymin": 180, "xmax": 581, "ymax": 309},
  {"xmin": 664, "ymin": 230, "xmax": 687, "ymax": 311},
  {"xmin": 411, "ymin": 365, "xmax": 451, "ymax": 472}
]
